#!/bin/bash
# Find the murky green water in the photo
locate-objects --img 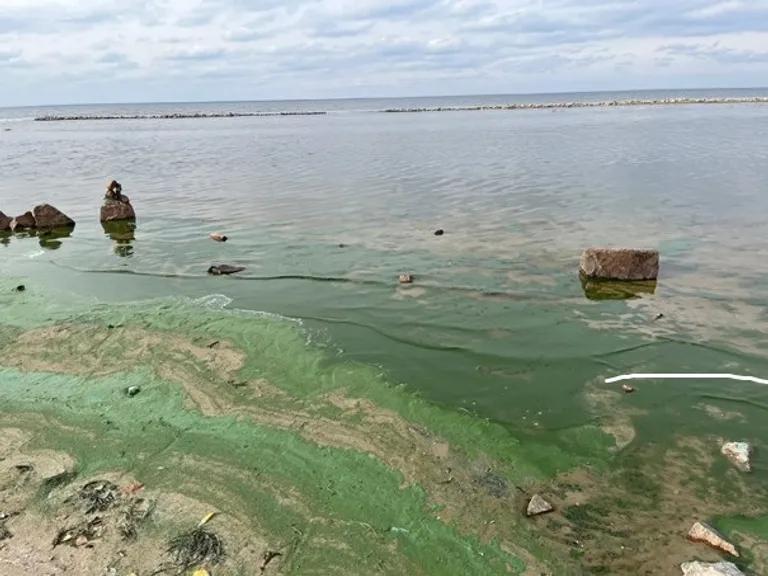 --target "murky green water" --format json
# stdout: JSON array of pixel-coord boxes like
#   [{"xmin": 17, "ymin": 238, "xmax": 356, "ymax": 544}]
[{"xmin": 2, "ymin": 94, "xmax": 768, "ymax": 573}]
